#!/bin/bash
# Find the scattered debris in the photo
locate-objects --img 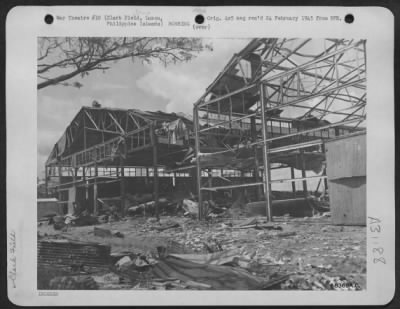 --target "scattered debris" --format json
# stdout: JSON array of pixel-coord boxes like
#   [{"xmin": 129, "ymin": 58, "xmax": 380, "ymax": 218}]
[
  {"xmin": 38, "ymin": 214, "xmax": 366, "ymax": 290},
  {"xmin": 53, "ymin": 216, "xmax": 66, "ymax": 230},
  {"xmin": 233, "ymin": 217, "xmax": 282, "ymax": 231},
  {"xmin": 93, "ymin": 227, "xmax": 124, "ymax": 238},
  {"xmin": 281, "ymin": 273, "xmax": 362, "ymax": 291},
  {"xmin": 151, "ymin": 255, "xmax": 266, "ymax": 290},
  {"xmin": 182, "ymin": 199, "xmax": 198, "ymax": 216},
  {"xmin": 113, "ymin": 231, "xmax": 125, "ymax": 238},
  {"xmin": 147, "ymin": 217, "xmax": 158, "ymax": 224},
  {"xmin": 236, "ymin": 217, "xmax": 258, "ymax": 227},
  {"xmin": 94, "ymin": 227, "xmax": 113, "ymax": 238},
  {"xmin": 115, "ymin": 256, "xmax": 133, "ymax": 270},
  {"xmin": 49, "ymin": 276, "xmax": 99, "ymax": 290},
  {"xmin": 74, "ymin": 212, "xmax": 99, "ymax": 226},
  {"xmin": 153, "ymin": 221, "xmax": 180, "ymax": 231},
  {"xmin": 275, "ymin": 231, "xmax": 296, "ymax": 238},
  {"xmin": 92, "ymin": 272, "xmax": 123, "ymax": 289},
  {"xmin": 110, "ymin": 251, "xmax": 135, "ymax": 263},
  {"xmin": 185, "ymin": 280, "xmax": 212, "ymax": 289},
  {"xmin": 127, "ymin": 197, "xmax": 177, "ymax": 217}
]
